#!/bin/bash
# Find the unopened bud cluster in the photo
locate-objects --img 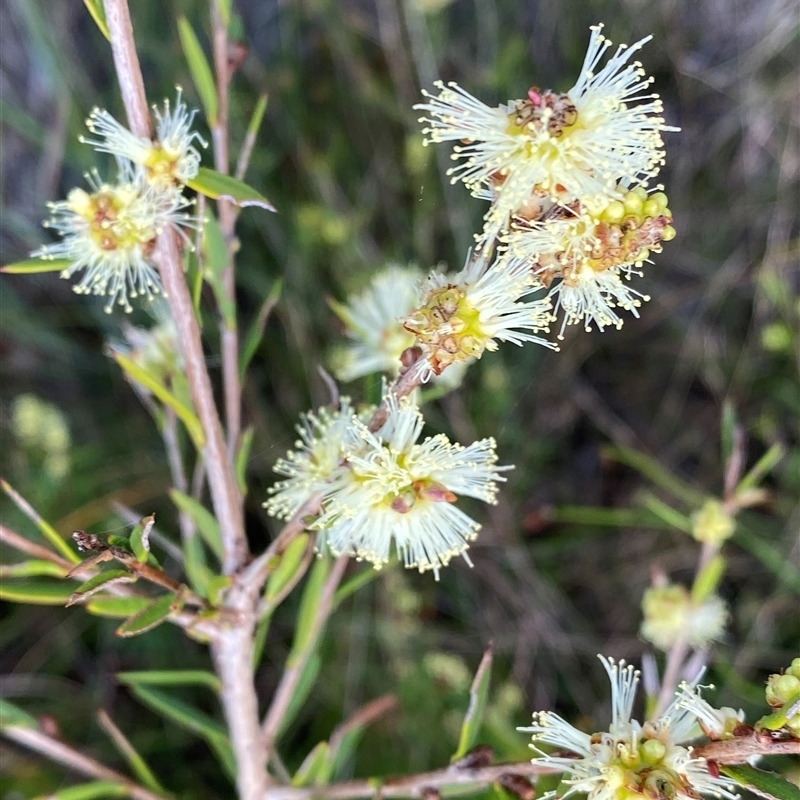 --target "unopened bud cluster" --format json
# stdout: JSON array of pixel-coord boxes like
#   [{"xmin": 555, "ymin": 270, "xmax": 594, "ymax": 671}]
[{"xmin": 765, "ymin": 659, "xmax": 800, "ymax": 737}]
